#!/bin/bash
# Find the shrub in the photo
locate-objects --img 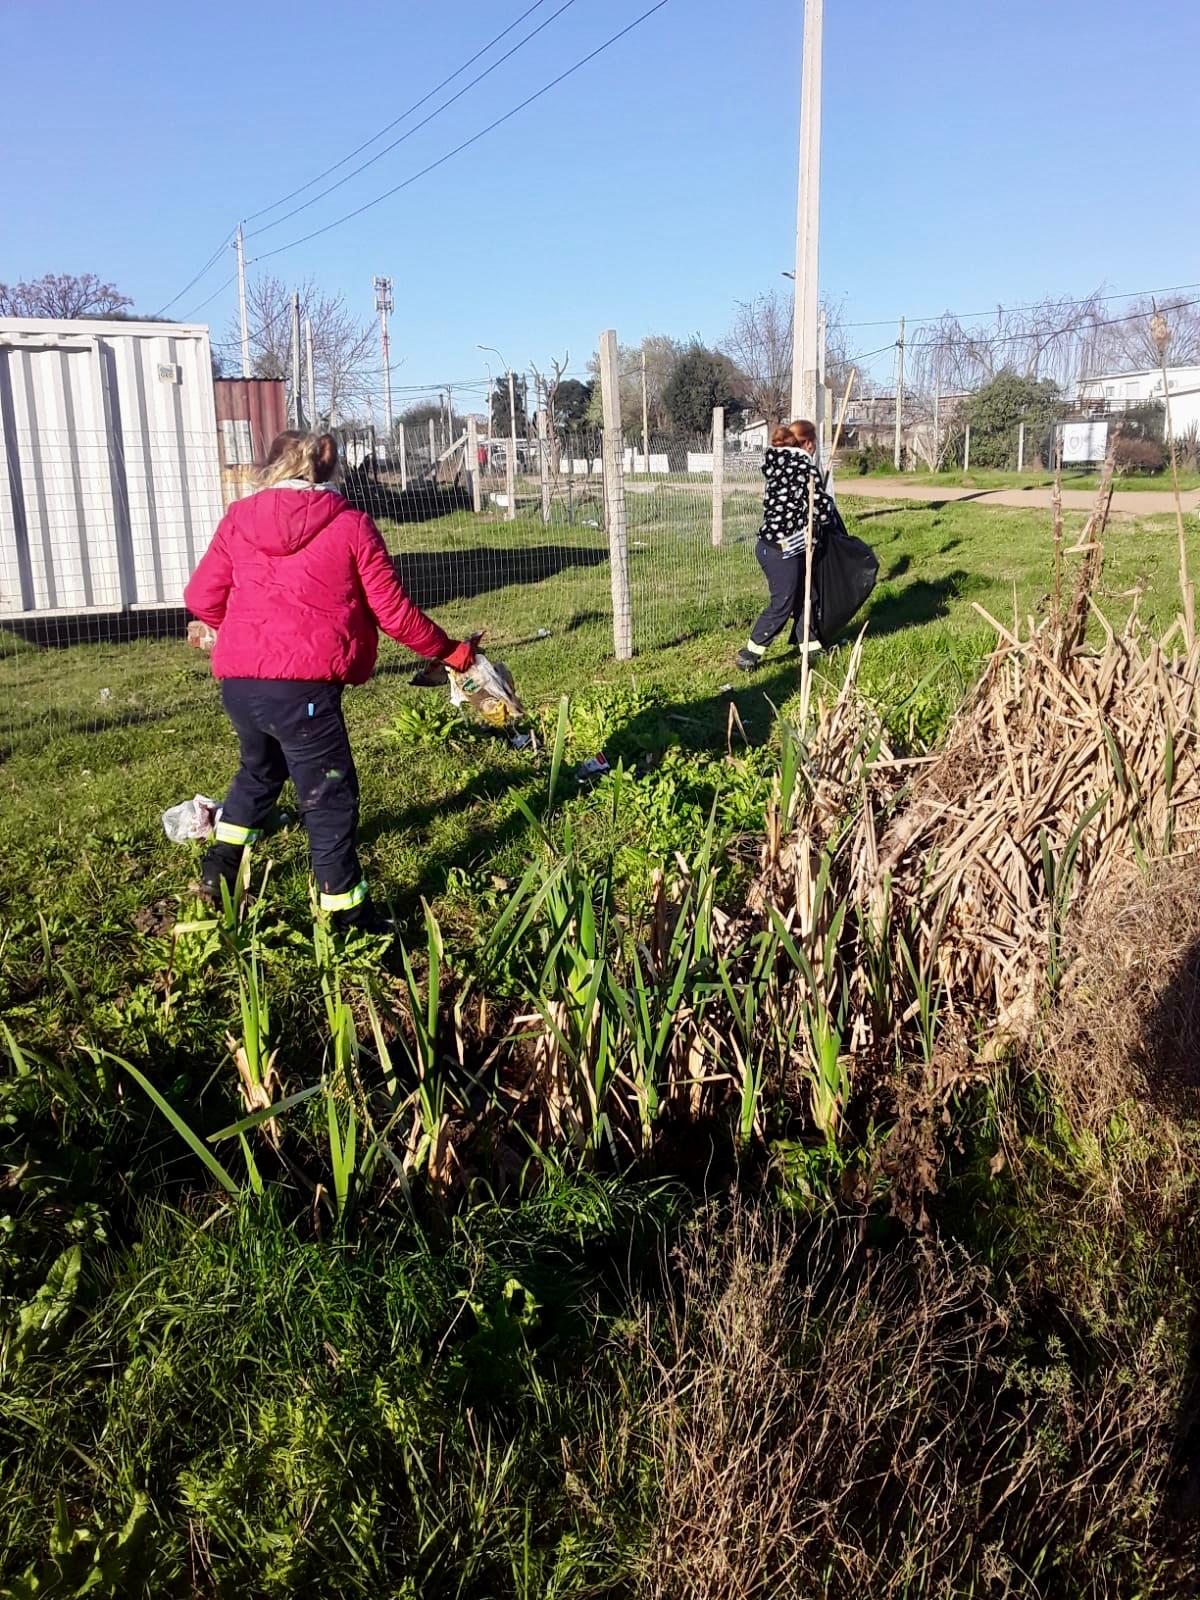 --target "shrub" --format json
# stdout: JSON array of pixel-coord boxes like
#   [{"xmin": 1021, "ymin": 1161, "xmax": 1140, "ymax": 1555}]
[
  {"xmin": 1113, "ymin": 434, "xmax": 1166, "ymax": 475},
  {"xmin": 841, "ymin": 444, "xmax": 898, "ymax": 476}
]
